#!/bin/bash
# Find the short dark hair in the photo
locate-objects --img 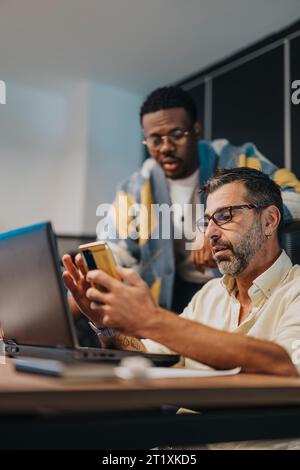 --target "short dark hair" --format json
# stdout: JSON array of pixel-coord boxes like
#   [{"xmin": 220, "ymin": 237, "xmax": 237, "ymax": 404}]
[
  {"xmin": 201, "ymin": 167, "xmax": 284, "ymax": 233},
  {"xmin": 140, "ymin": 86, "xmax": 197, "ymax": 124}
]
